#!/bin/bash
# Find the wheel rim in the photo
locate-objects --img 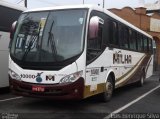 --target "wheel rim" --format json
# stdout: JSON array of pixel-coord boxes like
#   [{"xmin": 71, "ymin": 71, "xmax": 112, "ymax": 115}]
[{"xmin": 141, "ymin": 76, "xmax": 144, "ymax": 85}]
